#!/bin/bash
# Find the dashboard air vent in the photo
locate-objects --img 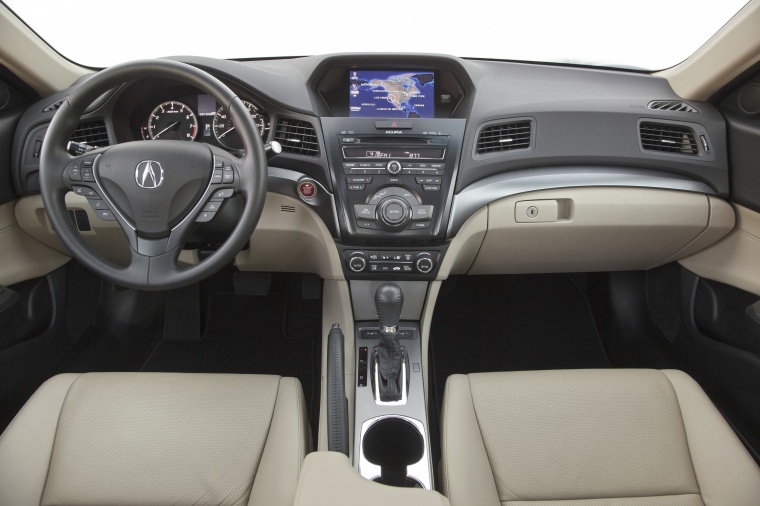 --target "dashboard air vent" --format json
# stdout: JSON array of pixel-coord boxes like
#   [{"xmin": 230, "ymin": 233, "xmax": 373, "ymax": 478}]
[
  {"xmin": 70, "ymin": 120, "xmax": 110, "ymax": 148},
  {"xmin": 476, "ymin": 120, "xmax": 532, "ymax": 155},
  {"xmin": 274, "ymin": 119, "xmax": 319, "ymax": 156},
  {"xmin": 648, "ymin": 100, "xmax": 699, "ymax": 113},
  {"xmin": 43, "ymin": 97, "xmax": 68, "ymax": 113},
  {"xmin": 640, "ymin": 122, "xmax": 698, "ymax": 155}
]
